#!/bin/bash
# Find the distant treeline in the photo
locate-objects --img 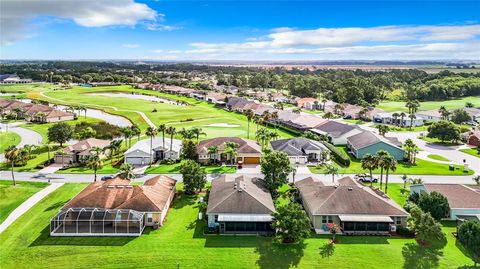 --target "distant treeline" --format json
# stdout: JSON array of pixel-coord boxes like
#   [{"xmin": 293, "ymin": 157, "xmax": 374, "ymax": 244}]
[{"xmin": 1, "ymin": 61, "xmax": 479, "ymax": 104}]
